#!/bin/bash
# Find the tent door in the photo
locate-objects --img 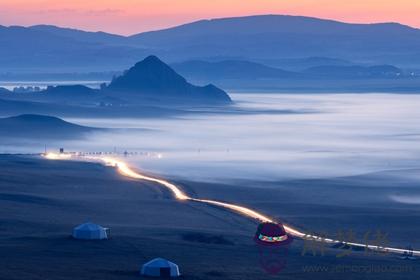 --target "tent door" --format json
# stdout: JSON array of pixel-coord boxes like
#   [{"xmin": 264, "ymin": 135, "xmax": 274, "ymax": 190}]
[{"xmin": 160, "ymin": 267, "xmax": 171, "ymax": 277}]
